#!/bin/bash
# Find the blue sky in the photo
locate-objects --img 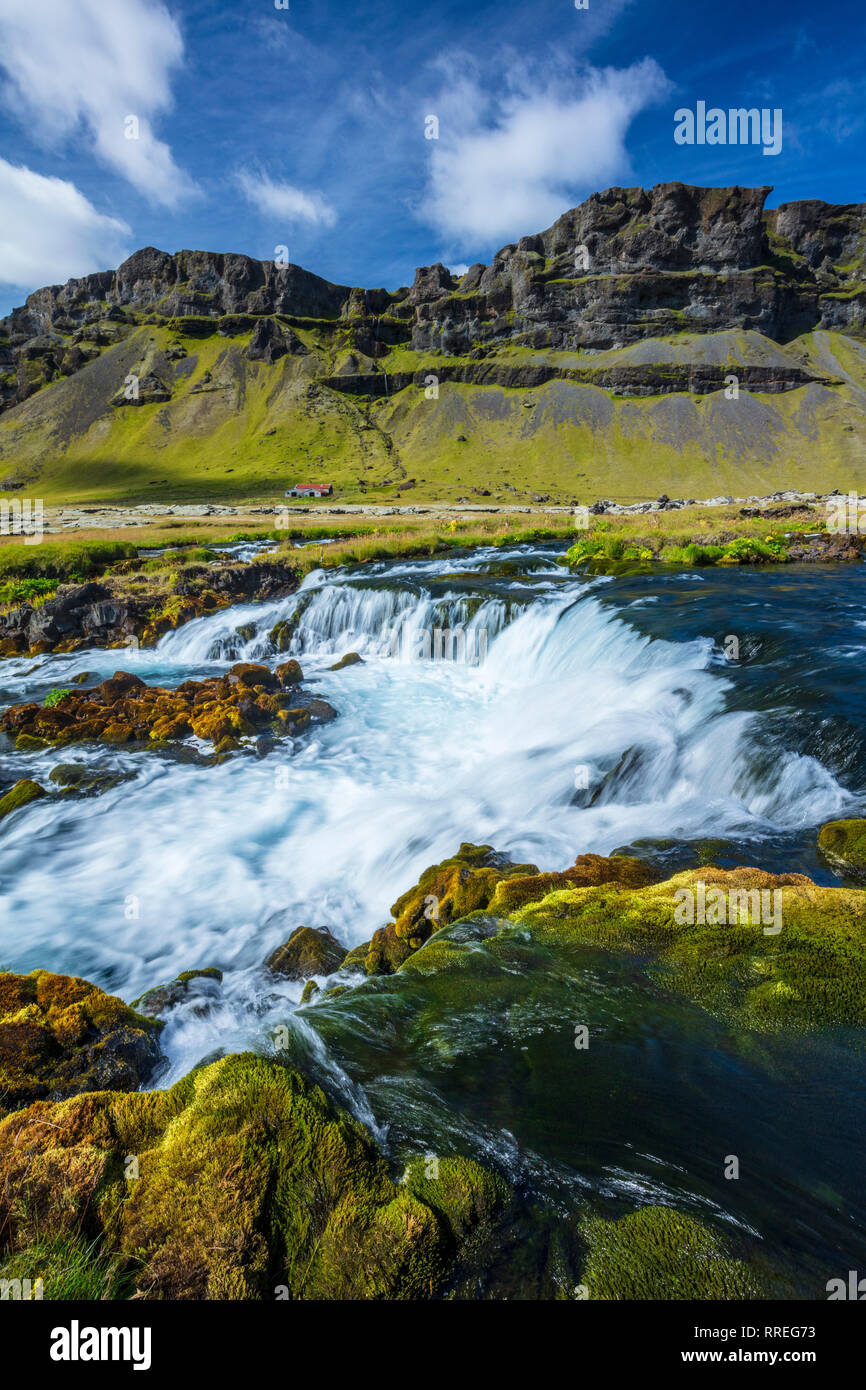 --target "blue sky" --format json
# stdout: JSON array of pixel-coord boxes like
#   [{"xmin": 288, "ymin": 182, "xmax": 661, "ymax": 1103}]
[{"xmin": 0, "ymin": 0, "xmax": 864, "ymax": 317}]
